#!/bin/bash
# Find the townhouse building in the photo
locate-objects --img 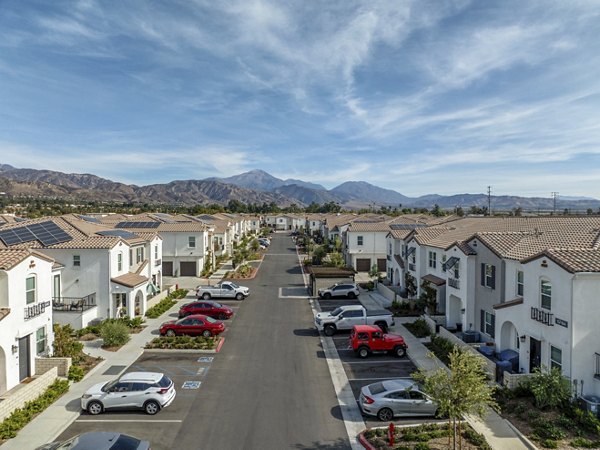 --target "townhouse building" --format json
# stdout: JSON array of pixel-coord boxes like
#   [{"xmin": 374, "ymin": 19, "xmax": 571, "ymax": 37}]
[
  {"xmin": 0, "ymin": 249, "xmax": 56, "ymax": 393},
  {"xmin": 344, "ymin": 220, "xmax": 391, "ymax": 273}
]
